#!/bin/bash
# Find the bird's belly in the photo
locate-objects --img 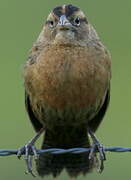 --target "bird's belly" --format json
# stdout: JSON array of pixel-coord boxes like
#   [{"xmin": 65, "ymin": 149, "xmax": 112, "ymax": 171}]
[{"xmin": 24, "ymin": 45, "xmax": 110, "ymax": 126}]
